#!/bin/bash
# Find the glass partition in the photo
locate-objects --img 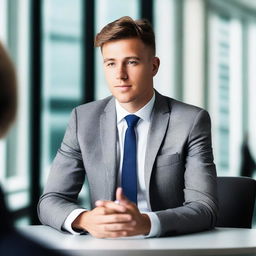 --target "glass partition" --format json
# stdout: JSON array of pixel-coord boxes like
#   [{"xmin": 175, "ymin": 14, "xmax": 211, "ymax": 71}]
[{"xmin": 41, "ymin": 0, "xmax": 83, "ymax": 186}]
